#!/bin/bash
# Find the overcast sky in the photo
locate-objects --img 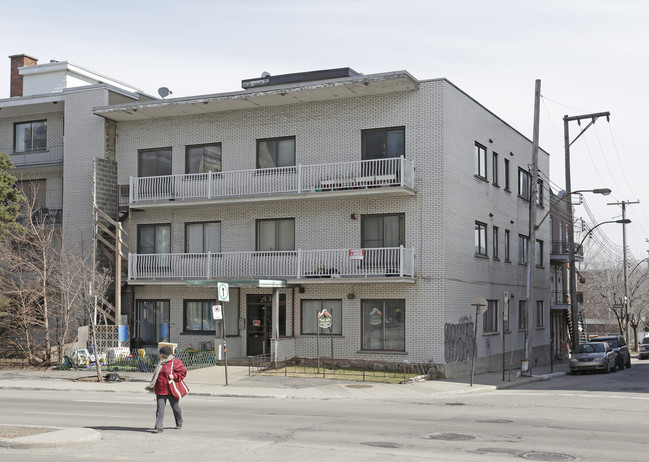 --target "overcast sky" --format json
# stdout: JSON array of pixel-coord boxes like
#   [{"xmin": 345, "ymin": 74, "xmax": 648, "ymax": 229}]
[{"xmin": 2, "ymin": 0, "xmax": 647, "ymax": 260}]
